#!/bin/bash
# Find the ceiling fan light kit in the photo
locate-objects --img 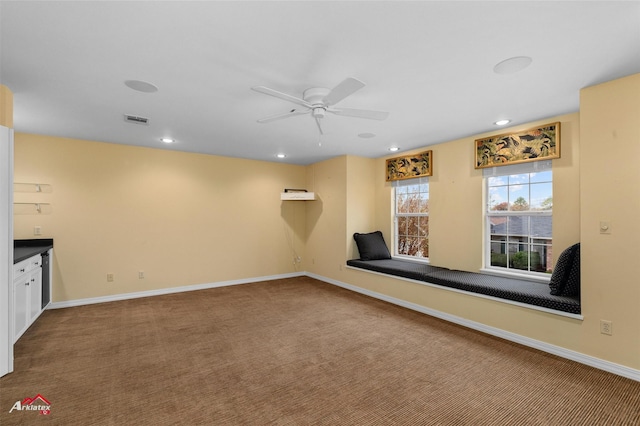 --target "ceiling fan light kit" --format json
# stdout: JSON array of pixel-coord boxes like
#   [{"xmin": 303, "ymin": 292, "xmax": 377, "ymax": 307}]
[
  {"xmin": 251, "ymin": 77, "xmax": 389, "ymax": 135},
  {"xmin": 311, "ymin": 107, "xmax": 326, "ymax": 119}
]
